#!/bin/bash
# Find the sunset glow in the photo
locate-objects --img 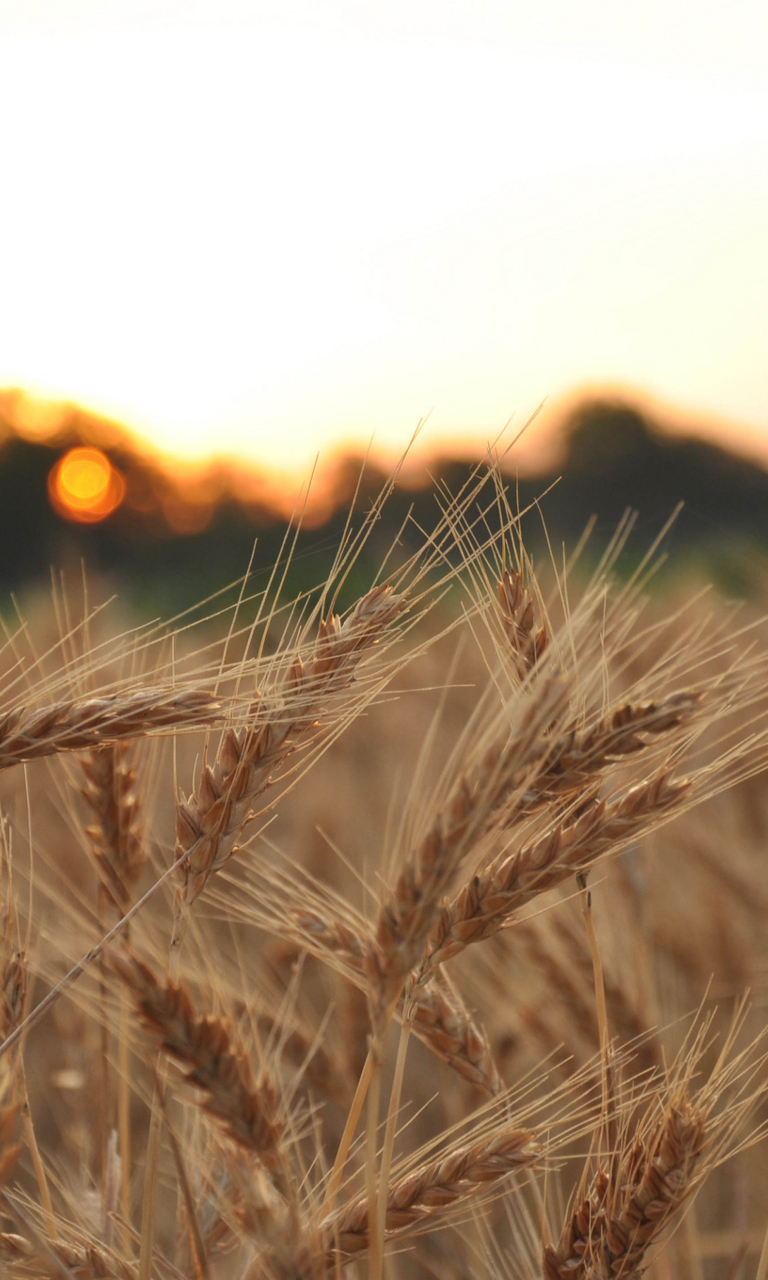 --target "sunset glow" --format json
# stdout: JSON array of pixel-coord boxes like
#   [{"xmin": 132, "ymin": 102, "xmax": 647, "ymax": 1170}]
[
  {"xmin": 1, "ymin": 1, "xmax": 767, "ymax": 477},
  {"xmin": 49, "ymin": 447, "xmax": 126, "ymax": 523}
]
